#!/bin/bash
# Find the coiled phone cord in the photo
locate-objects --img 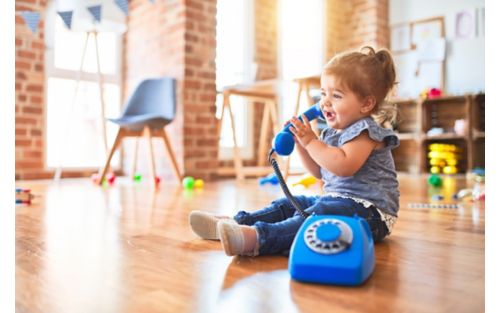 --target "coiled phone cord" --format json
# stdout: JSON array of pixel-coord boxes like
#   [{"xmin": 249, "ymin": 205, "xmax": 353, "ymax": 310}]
[{"xmin": 268, "ymin": 149, "xmax": 310, "ymax": 219}]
